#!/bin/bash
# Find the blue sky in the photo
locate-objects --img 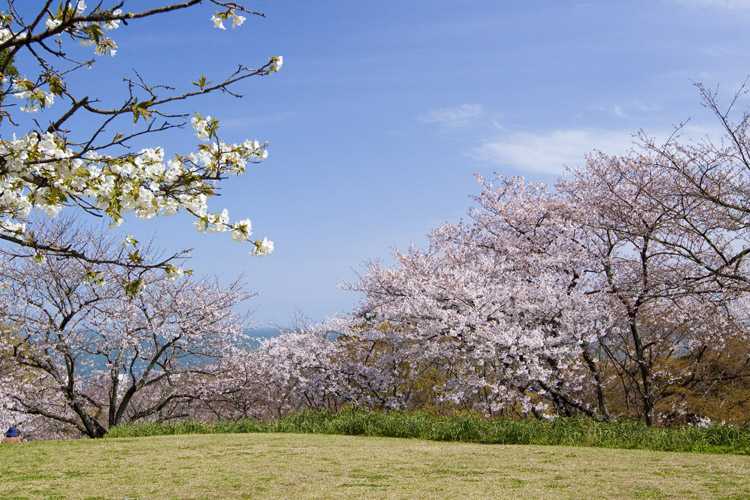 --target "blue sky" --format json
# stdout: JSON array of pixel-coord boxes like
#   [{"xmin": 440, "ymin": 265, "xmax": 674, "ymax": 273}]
[{"xmin": 48, "ymin": 0, "xmax": 750, "ymax": 325}]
